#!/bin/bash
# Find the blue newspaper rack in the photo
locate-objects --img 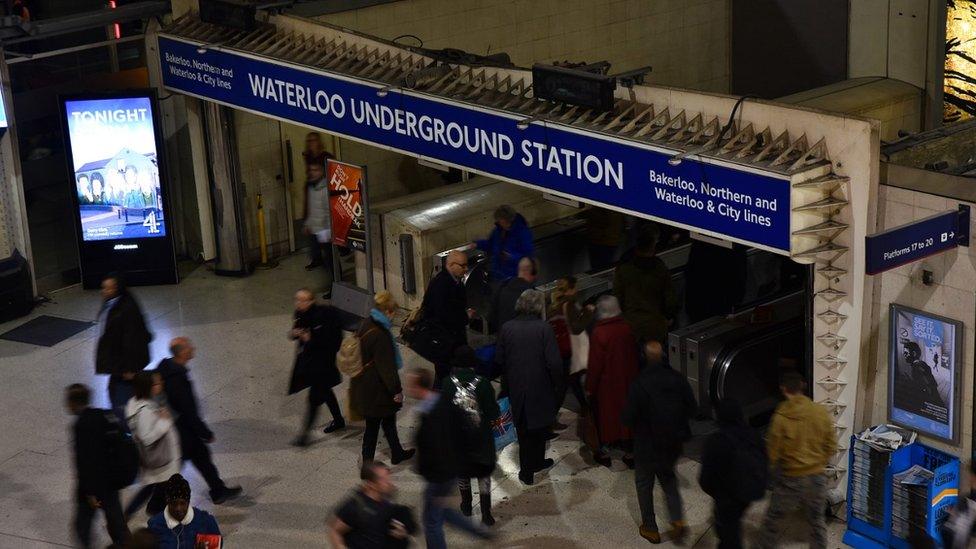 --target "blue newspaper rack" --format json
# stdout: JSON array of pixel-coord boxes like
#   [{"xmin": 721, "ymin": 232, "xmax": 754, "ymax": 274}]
[{"xmin": 843, "ymin": 439, "xmax": 959, "ymax": 548}]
